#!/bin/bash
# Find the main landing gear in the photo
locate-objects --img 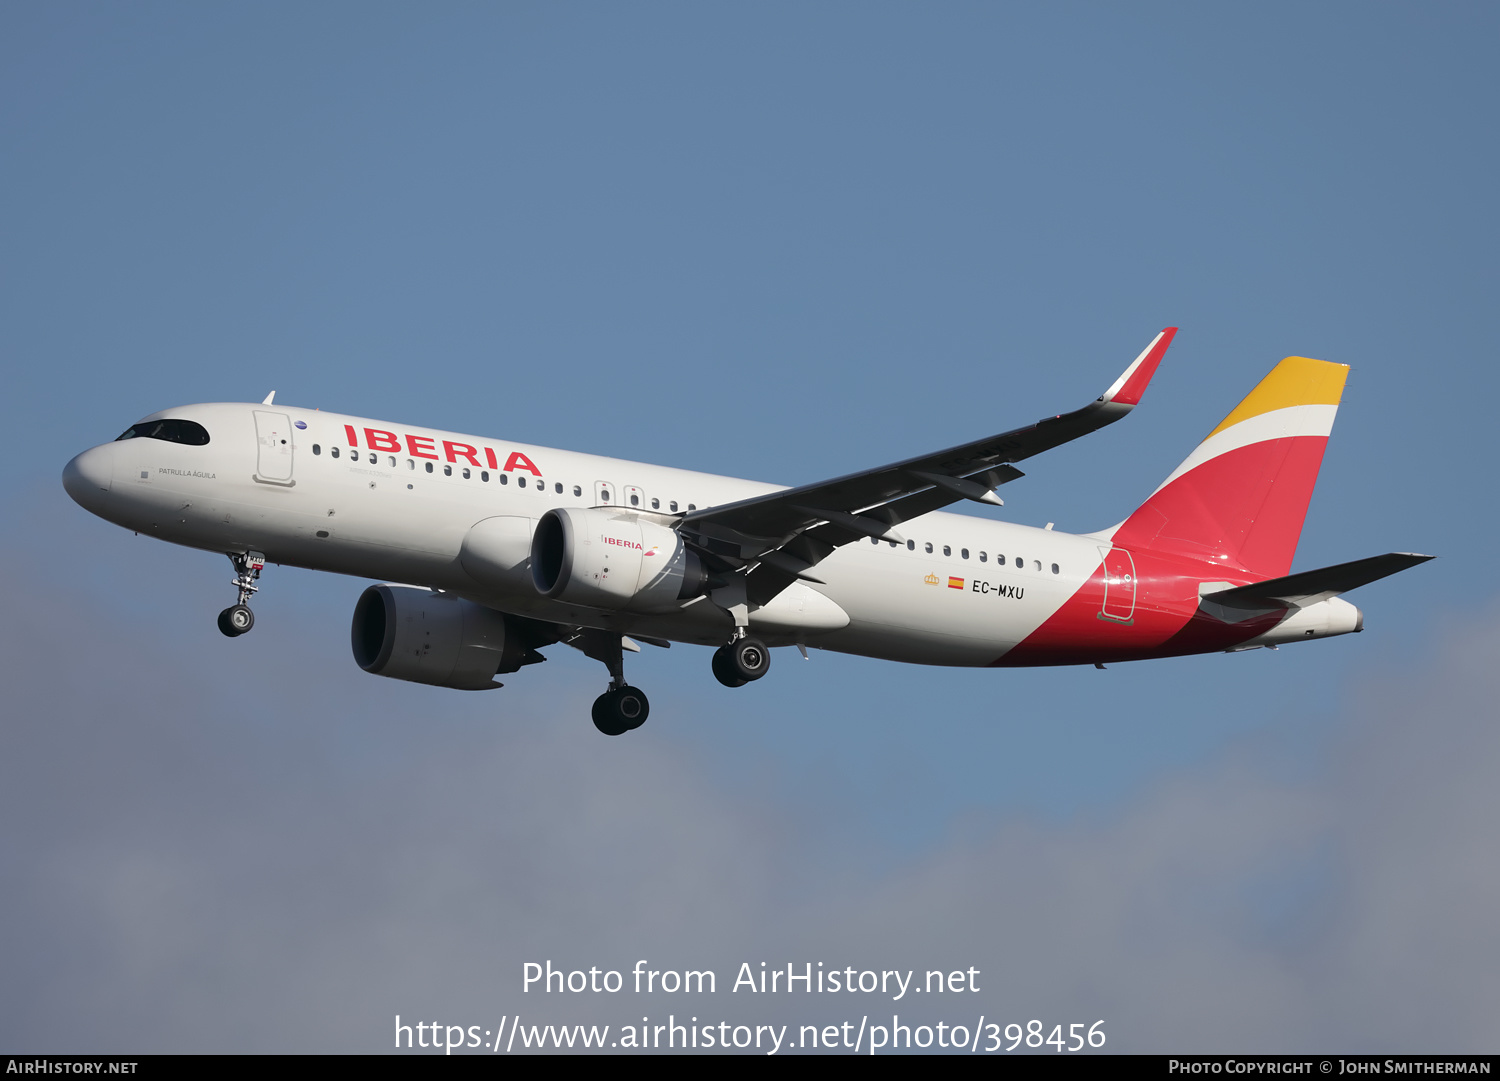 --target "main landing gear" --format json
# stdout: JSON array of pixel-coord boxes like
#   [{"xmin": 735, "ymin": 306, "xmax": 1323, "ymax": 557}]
[
  {"xmin": 568, "ymin": 629, "xmax": 651, "ymax": 736},
  {"xmin": 567, "ymin": 627, "xmax": 770, "ymax": 735},
  {"xmin": 217, "ymin": 551, "xmax": 265, "ymax": 638},
  {"xmin": 592, "ymin": 685, "xmax": 649, "ymax": 737},
  {"xmin": 711, "ymin": 635, "xmax": 771, "ymax": 688}
]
